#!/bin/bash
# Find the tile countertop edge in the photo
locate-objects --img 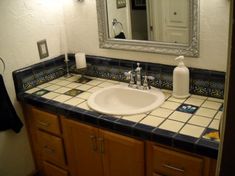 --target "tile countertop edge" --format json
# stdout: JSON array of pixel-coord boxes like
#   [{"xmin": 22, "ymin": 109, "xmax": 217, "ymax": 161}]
[{"xmin": 21, "ymin": 93, "xmax": 218, "ymax": 159}]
